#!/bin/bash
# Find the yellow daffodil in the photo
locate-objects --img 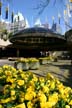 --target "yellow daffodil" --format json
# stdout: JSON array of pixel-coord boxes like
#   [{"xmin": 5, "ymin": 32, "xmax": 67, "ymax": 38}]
[
  {"xmin": 6, "ymin": 77, "xmax": 16, "ymax": 83},
  {"xmin": 27, "ymin": 101, "xmax": 33, "ymax": 108},
  {"xmin": 15, "ymin": 103, "xmax": 26, "ymax": 108},
  {"xmin": 38, "ymin": 92, "xmax": 47, "ymax": 102},
  {"xmin": 5, "ymin": 70, "xmax": 12, "ymax": 76},
  {"xmin": 27, "ymin": 86, "xmax": 34, "ymax": 92},
  {"xmin": 69, "ymin": 100, "xmax": 72, "ymax": 105},
  {"xmin": 1, "ymin": 98, "xmax": 11, "ymax": 103},
  {"xmin": 11, "ymin": 66, "xmax": 16, "ymax": 72},
  {"xmin": 25, "ymin": 91, "xmax": 36, "ymax": 101},
  {"xmin": 3, "ymin": 64, "xmax": 9, "ymax": 69},
  {"xmin": 65, "ymin": 105, "xmax": 70, "ymax": 108},
  {"xmin": 19, "ymin": 98, "xmax": 25, "ymax": 102},
  {"xmin": 11, "ymin": 96, "xmax": 16, "ymax": 101},
  {"xmin": 50, "ymin": 81, "xmax": 55, "ymax": 90},
  {"xmin": 11, "ymin": 90, "xmax": 15, "ymax": 96},
  {"xmin": 0, "ymin": 104, "xmax": 3, "ymax": 108},
  {"xmin": 48, "ymin": 93, "xmax": 58, "ymax": 107},
  {"xmin": 42, "ymin": 85, "xmax": 49, "ymax": 93},
  {"xmin": 17, "ymin": 80, "xmax": 24, "ymax": 86},
  {"xmin": 39, "ymin": 77, "xmax": 45, "ymax": 83}
]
